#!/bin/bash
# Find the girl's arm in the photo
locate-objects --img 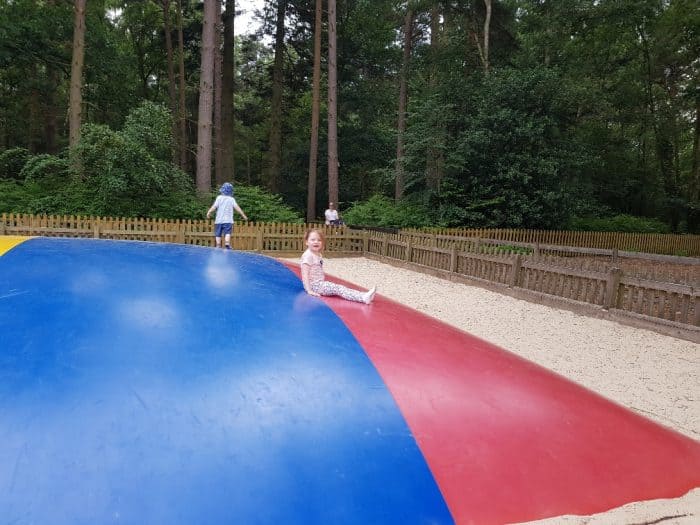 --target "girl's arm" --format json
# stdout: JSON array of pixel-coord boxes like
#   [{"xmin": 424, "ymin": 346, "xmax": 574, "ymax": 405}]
[{"xmin": 300, "ymin": 264, "xmax": 320, "ymax": 296}]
